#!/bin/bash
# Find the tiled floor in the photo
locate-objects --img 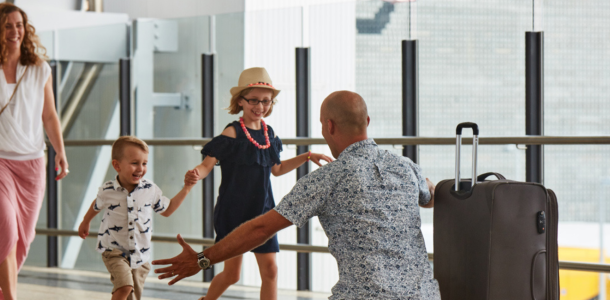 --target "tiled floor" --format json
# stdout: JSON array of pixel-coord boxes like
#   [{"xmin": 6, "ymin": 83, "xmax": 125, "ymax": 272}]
[{"xmin": 17, "ymin": 266, "xmax": 331, "ymax": 300}]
